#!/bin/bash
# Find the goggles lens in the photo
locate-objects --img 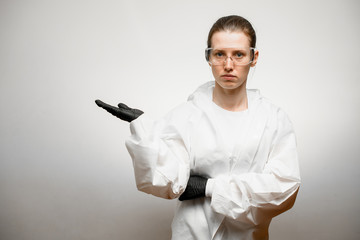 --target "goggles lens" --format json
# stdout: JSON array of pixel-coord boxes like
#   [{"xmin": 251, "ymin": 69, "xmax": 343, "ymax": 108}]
[{"xmin": 206, "ymin": 47, "xmax": 255, "ymax": 66}]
